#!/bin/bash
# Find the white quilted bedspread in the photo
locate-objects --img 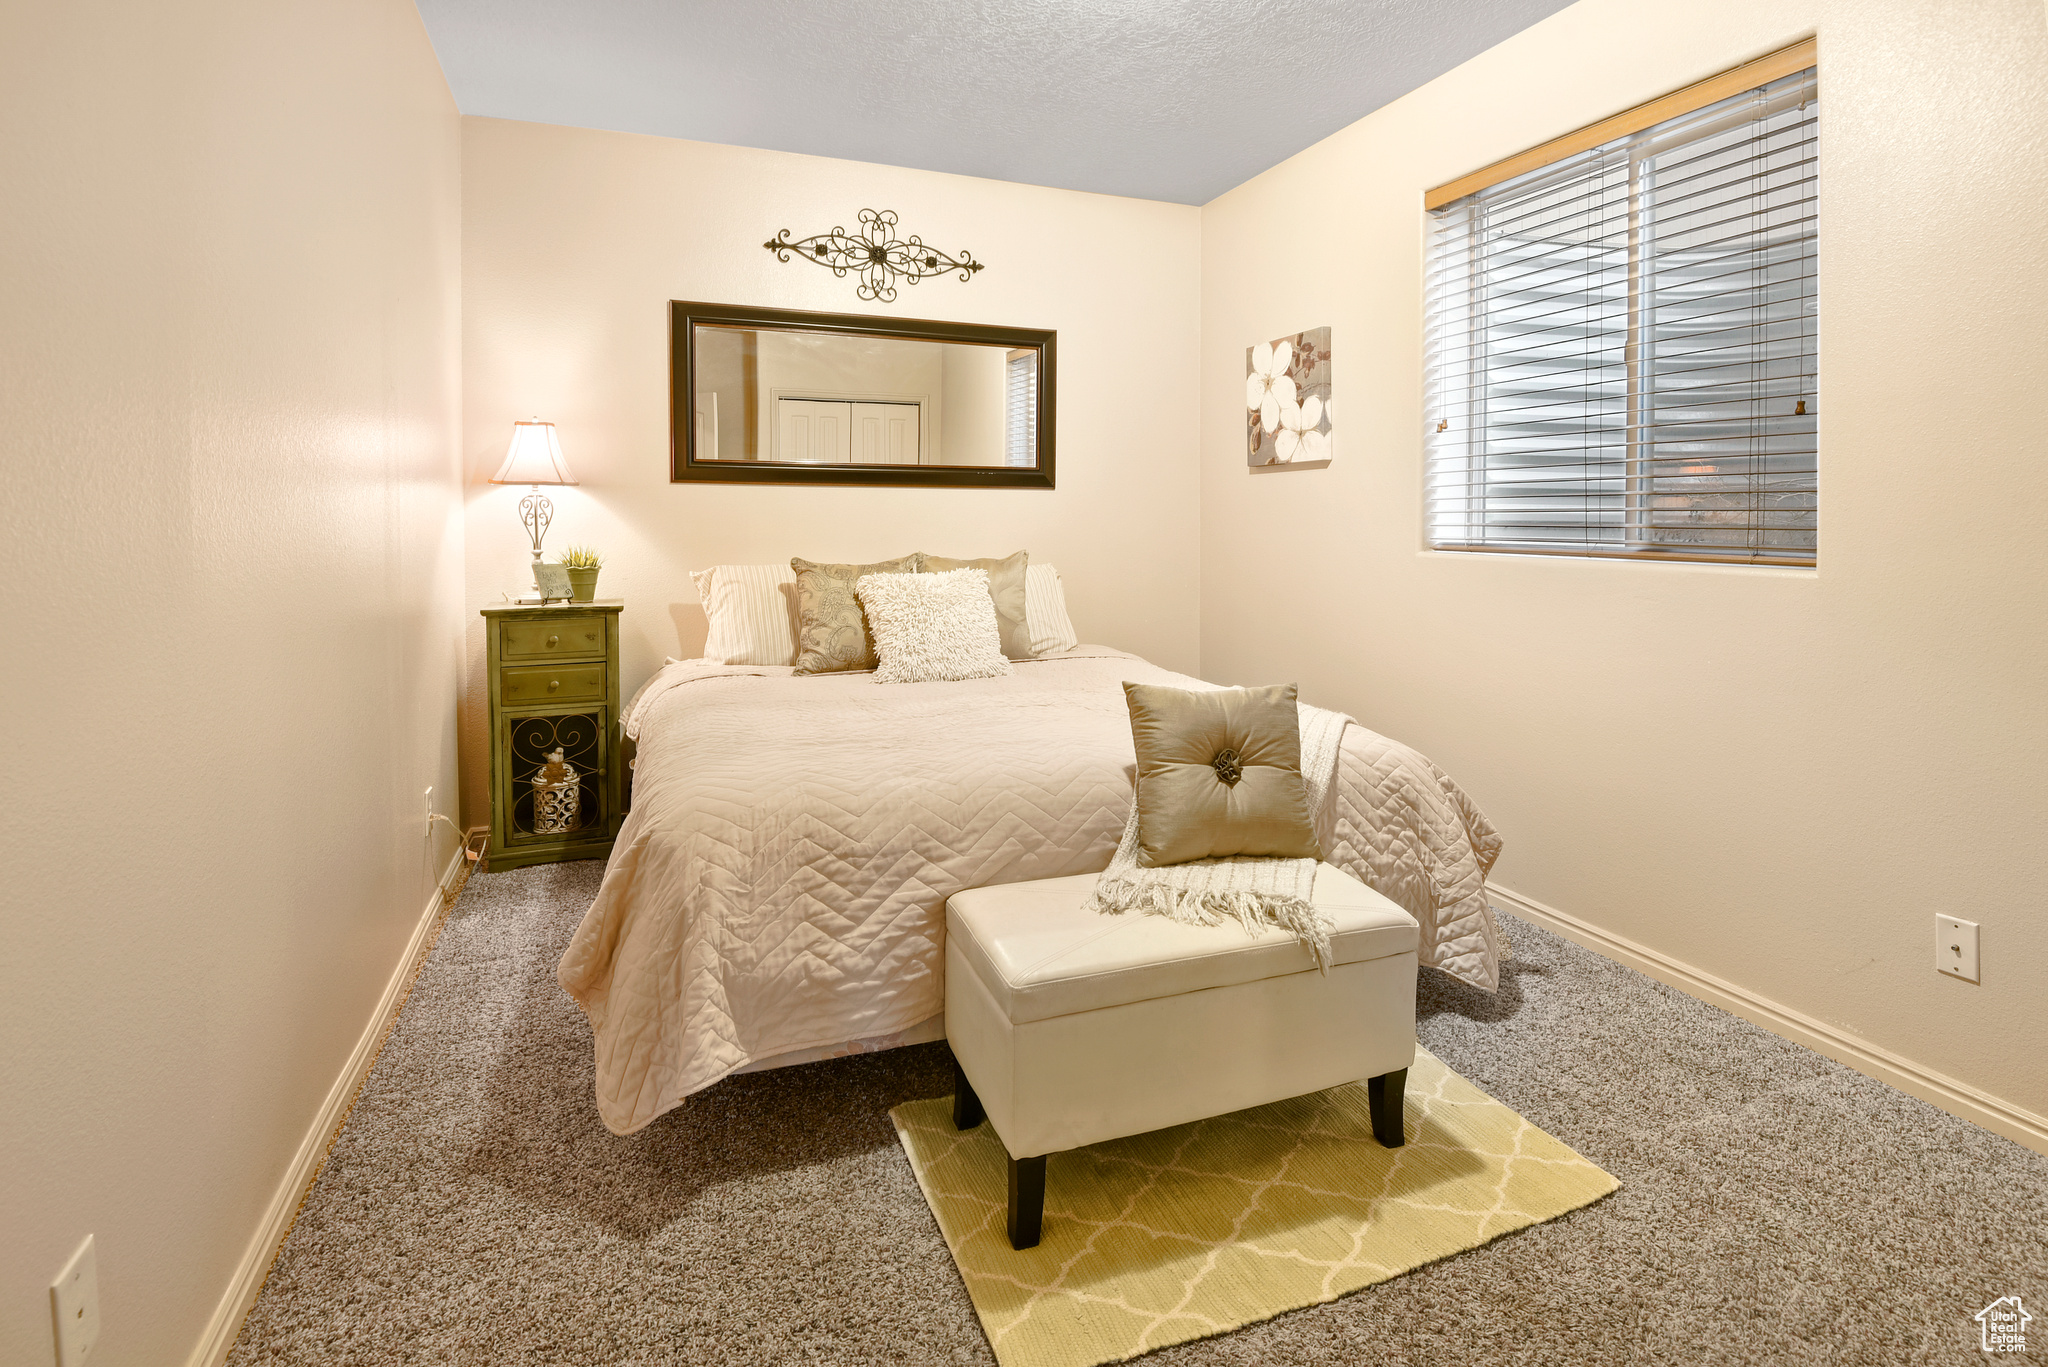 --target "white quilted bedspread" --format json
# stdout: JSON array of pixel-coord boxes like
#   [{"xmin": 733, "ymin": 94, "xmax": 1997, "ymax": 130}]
[{"xmin": 558, "ymin": 648, "xmax": 1502, "ymax": 1135}]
